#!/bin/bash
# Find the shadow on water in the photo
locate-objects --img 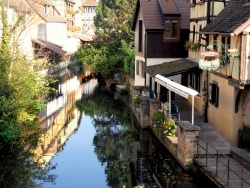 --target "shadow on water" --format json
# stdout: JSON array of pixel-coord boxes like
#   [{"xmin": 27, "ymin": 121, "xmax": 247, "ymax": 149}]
[{"xmin": 0, "ymin": 148, "xmax": 57, "ymax": 188}]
